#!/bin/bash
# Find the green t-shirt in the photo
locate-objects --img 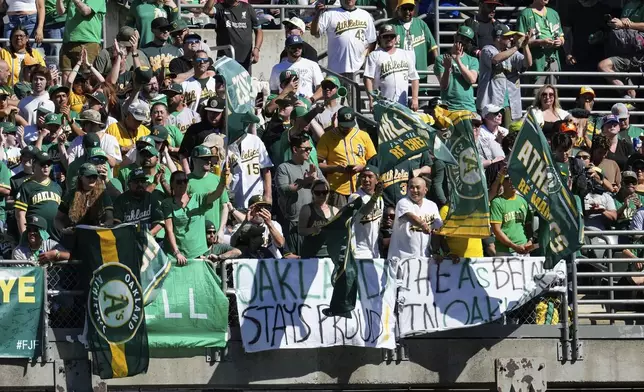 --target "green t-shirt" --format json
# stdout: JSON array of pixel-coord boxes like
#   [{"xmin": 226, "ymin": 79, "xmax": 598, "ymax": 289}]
[
  {"xmin": 141, "ymin": 42, "xmax": 182, "ymax": 73},
  {"xmin": 434, "ymin": 53, "xmax": 479, "ymax": 112},
  {"xmin": 128, "ymin": 0, "xmax": 179, "ymax": 46},
  {"xmin": 614, "ymin": 193, "xmax": 644, "ymax": 230},
  {"xmin": 117, "ymin": 163, "xmax": 171, "ymax": 195},
  {"xmin": 490, "ymin": 194, "xmax": 530, "ymax": 253},
  {"xmin": 161, "ymin": 193, "xmax": 210, "ymax": 259},
  {"xmin": 63, "ymin": 0, "xmax": 105, "ymax": 44},
  {"xmin": 390, "ymin": 17, "xmax": 437, "ymax": 89},
  {"xmin": 206, "ymin": 243, "xmax": 235, "ymax": 257},
  {"xmin": 45, "ymin": 0, "xmax": 66, "ymax": 26},
  {"xmin": 41, "ymin": 141, "xmax": 70, "ymax": 164},
  {"xmin": 15, "ymin": 178, "xmax": 62, "ymax": 238},
  {"xmin": 113, "ymin": 190, "xmax": 163, "ymax": 227},
  {"xmin": 516, "ymin": 7, "xmax": 563, "ymax": 79},
  {"xmin": 0, "ymin": 161, "xmax": 11, "ymax": 220},
  {"xmin": 622, "ymin": 0, "xmax": 644, "ymax": 23},
  {"xmin": 166, "ymin": 124, "xmax": 184, "ymax": 148},
  {"xmin": 58, "ymin": 188, "xmax": 113, "ymax": 225},
  {"xmin": 618, "ymin": 124, "xmax": 644, "ymax": 141},
  {"xmin": 187, "ymin": 172, "xmax": 229, "ymax": 231}
]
